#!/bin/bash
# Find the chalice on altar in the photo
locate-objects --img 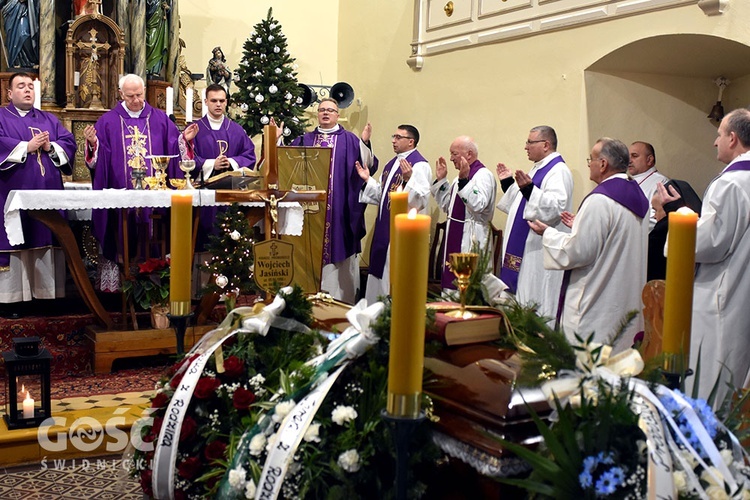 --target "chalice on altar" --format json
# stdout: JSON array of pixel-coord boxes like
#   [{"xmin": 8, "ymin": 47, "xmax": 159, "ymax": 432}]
[
  {"xmin": 446, "ymin": 252, "xmax": 479, "ymax": 319},
  {"xmin": 179, "ymin": 160, "xmax": 196, "ymax": 189},
  {"xmin": 146, "ymin": 155, "xmax": 176, "ymax": 190}
]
